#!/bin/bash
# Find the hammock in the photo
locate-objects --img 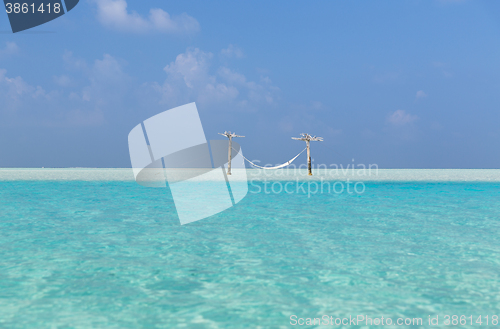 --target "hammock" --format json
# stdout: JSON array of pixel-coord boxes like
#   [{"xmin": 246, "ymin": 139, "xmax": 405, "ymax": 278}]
[{"xmin": 235, "ymin": 147, "xmax": 306, "ymax": 169}]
